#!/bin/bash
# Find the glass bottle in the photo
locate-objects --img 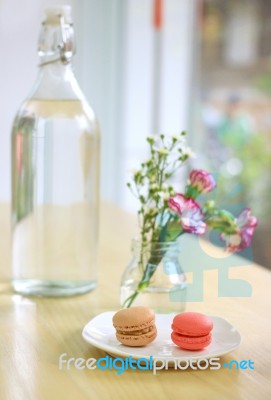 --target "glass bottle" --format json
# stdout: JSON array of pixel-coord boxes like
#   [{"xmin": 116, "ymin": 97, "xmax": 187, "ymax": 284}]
[
  {"xmin": 120, "ymin": 239, "xmax": 187, "ymax": 313},
  {"xmin": 11, "ymin": 6, "xmax": 100, "ymax": 296}
]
